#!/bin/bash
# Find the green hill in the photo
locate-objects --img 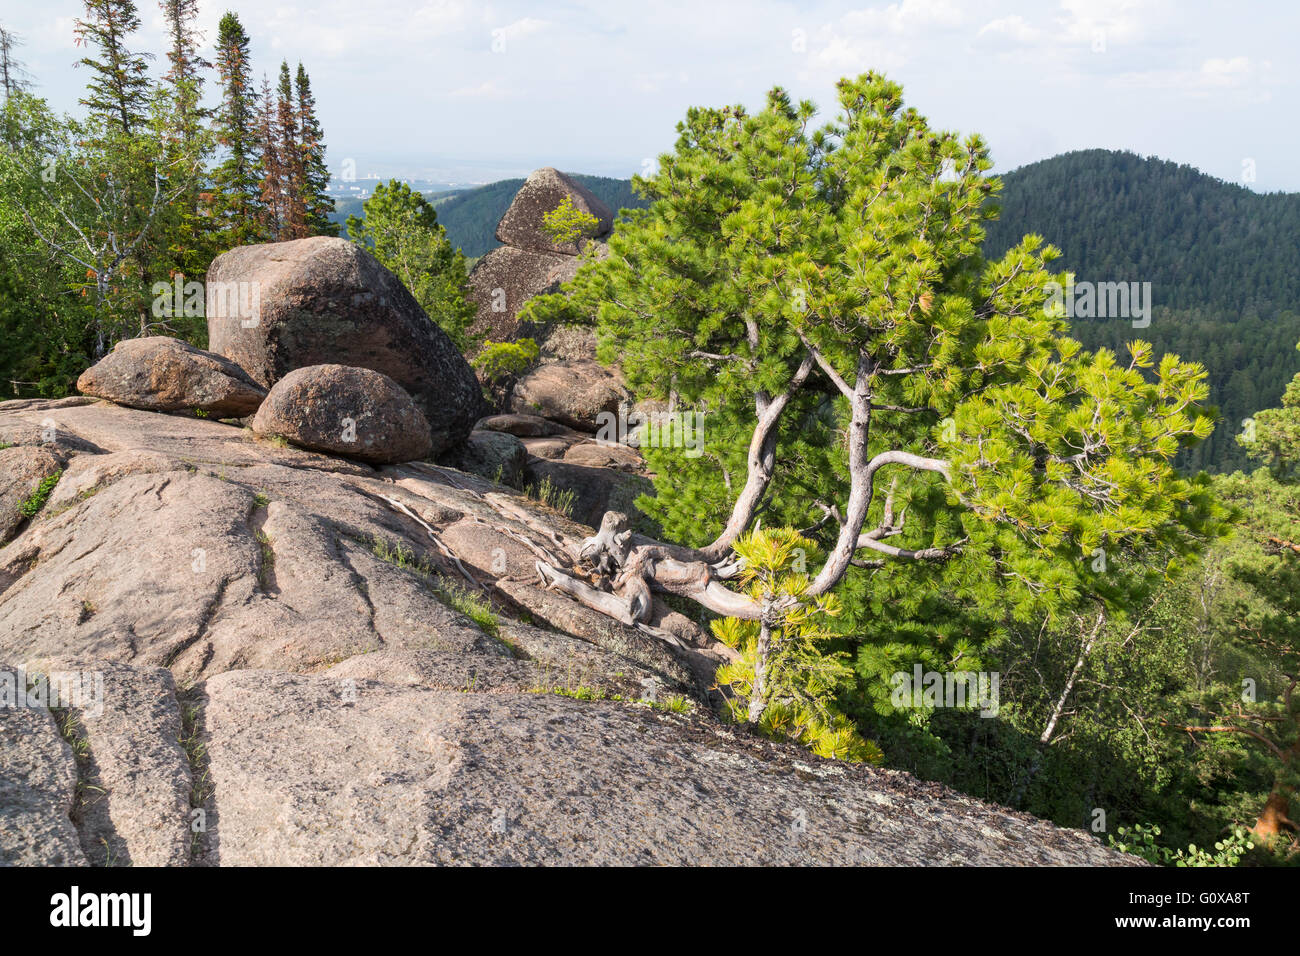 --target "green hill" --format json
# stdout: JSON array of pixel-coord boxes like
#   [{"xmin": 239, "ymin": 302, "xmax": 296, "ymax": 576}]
[{"xmin": 985, "ymin": 150, "xmax": 1300, "ymax": 473}]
